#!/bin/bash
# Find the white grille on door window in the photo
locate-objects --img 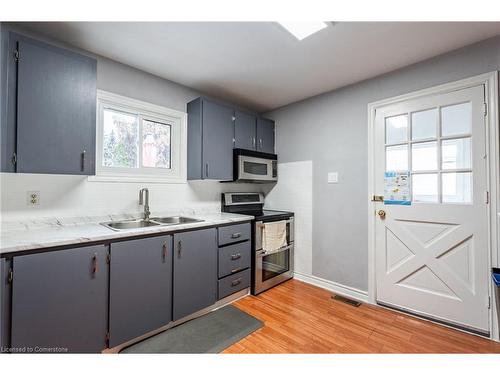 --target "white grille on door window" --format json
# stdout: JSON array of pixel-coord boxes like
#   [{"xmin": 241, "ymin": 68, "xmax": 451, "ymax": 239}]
[{"xmin": 384, "ymin": 102, "xmax": 473, "ymax": 204}]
